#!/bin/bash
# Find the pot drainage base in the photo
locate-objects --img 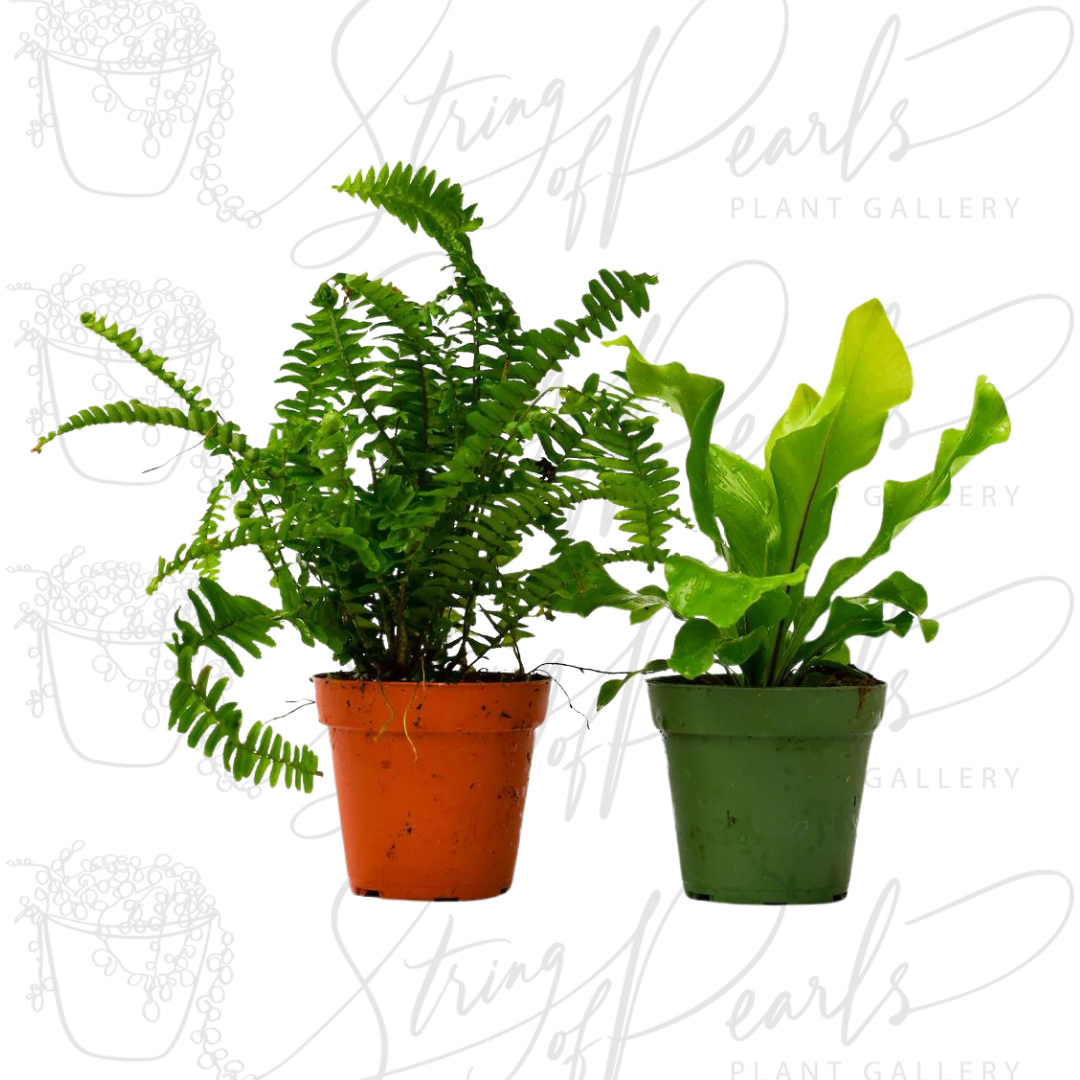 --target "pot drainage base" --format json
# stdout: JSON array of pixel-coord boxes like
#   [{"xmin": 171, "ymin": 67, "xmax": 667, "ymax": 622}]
[
  {"xmin": 350, "ymin": 886, "xmax": 511, "ymax": 900},
  {"xmin": 685, "ymin": 889, "xmax": 848, "ymax": 905}
]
